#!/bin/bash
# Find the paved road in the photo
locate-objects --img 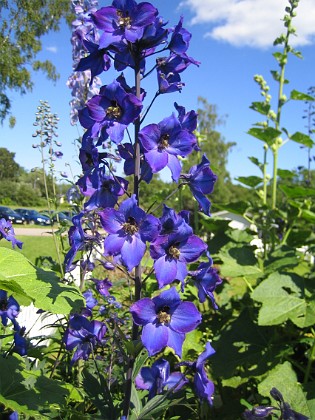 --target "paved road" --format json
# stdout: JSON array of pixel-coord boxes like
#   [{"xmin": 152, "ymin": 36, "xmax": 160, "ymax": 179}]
[{"xmin": 14, "ymin": 227, "xmax": 60, "ymax": 237}]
